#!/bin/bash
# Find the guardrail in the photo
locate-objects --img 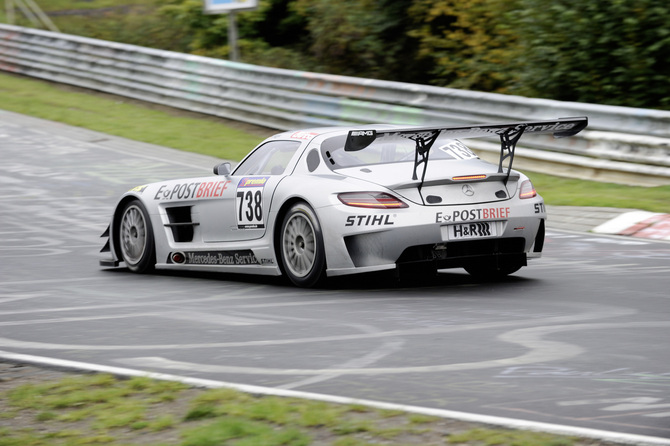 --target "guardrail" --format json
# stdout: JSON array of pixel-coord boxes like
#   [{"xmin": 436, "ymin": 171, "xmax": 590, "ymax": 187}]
[{"xmin": 1, "ymin": 24, "xmax": 669, "ymax": 185}]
